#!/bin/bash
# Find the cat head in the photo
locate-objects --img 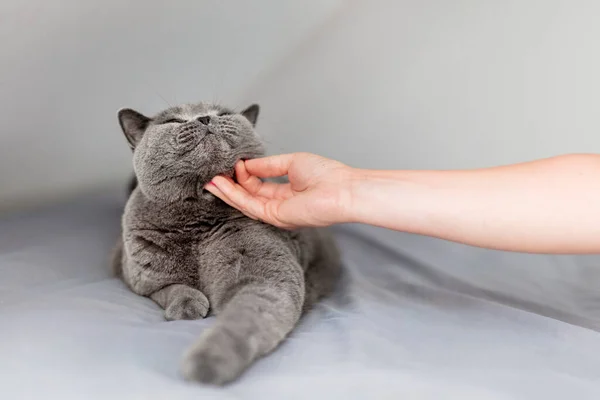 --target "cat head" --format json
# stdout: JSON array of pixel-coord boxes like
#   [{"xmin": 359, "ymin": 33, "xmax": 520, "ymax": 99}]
[{"xmin": 117, "ymin": 102, "xmax": 263, "ymax": 203}]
